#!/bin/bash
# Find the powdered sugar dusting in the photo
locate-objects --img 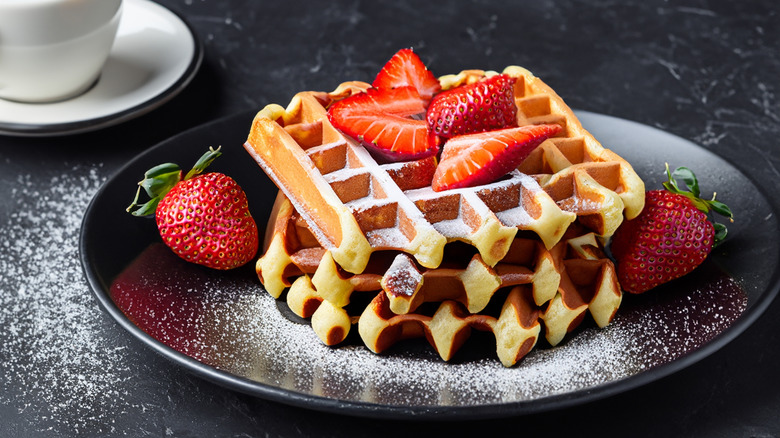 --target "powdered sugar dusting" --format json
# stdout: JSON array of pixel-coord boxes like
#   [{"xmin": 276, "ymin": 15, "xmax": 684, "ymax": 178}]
[
  {"xmin": 122, "ymin": 255, "xmax": 745, "ymax": 407},
  {"xmin": 271, "ymin": 276, "xmax": 740, "ymax": 405},
  {"xmin": 0, "ymin": 167, "xmax": 140, "ymax": 435},
  {"xmin": 383, "ymin": 254, "xmax": 422, "ymax": 298}
]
